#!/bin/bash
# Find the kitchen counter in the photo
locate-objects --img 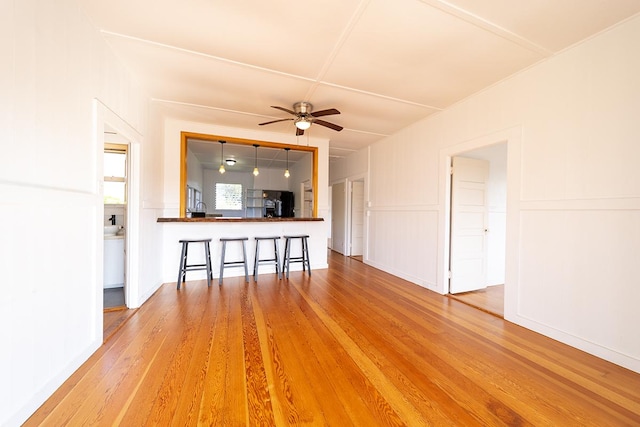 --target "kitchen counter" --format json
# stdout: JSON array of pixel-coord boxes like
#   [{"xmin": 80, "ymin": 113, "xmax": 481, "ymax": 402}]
[
  {"xmin": 157, "ymin": 217, "xmax": 323, "ymax": 223},
  {"xmin": 104, "ymin": 234, "xmax": 125, "ymax": 239},
  {"xmin": 157, "ymin": 216, "xmax": 328, "ymax": 282}
]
